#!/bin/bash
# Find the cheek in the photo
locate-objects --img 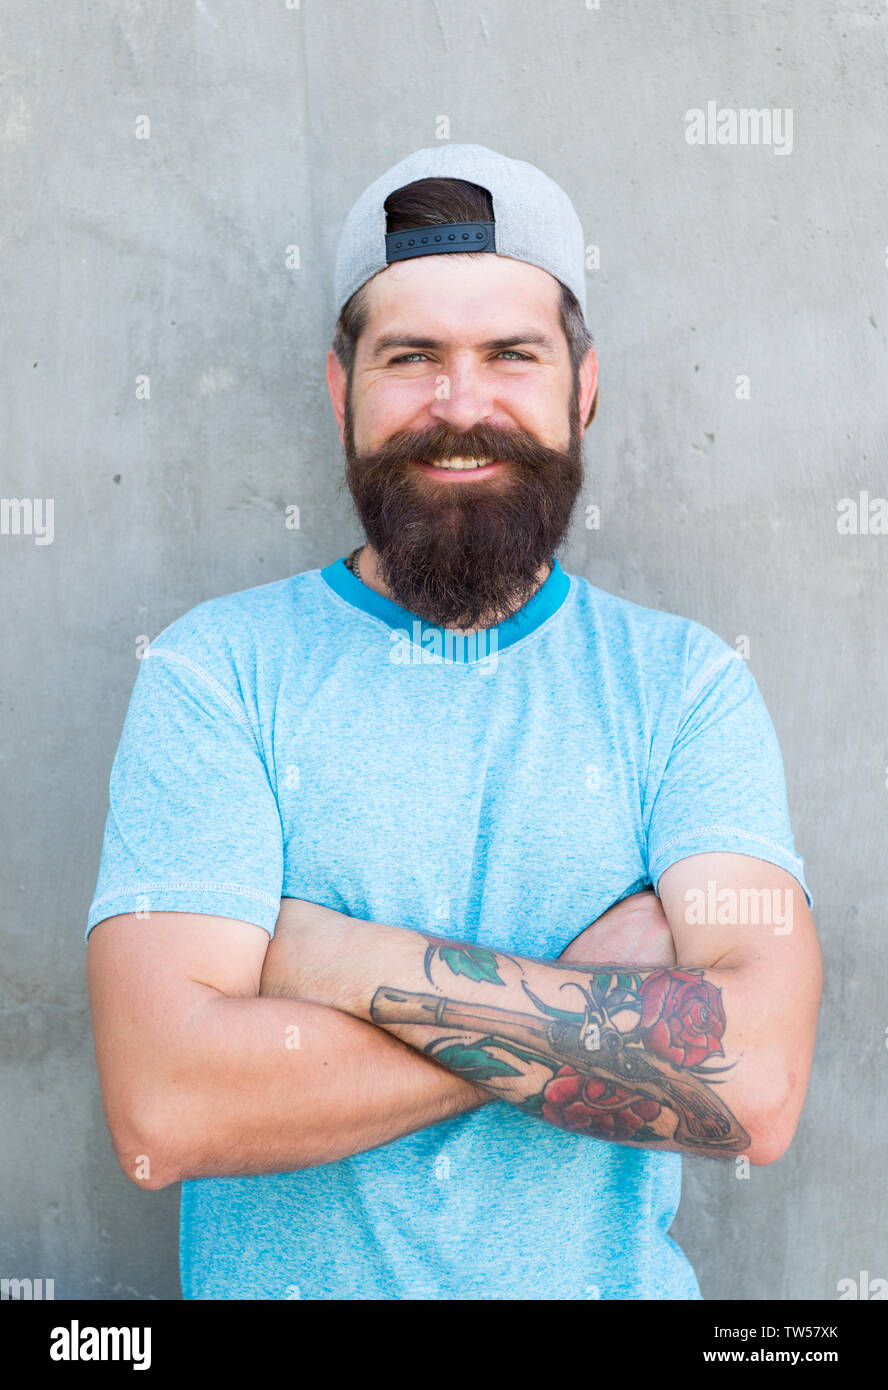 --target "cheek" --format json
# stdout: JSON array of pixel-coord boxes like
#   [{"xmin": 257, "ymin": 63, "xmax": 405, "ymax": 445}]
[
  {"xmin": 357, "ymin": 380, "xmax": 433, "ymax": 441},
  {"xmin": 497, "ymin": 384, "xmax": 565, "ymax": 442}
]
